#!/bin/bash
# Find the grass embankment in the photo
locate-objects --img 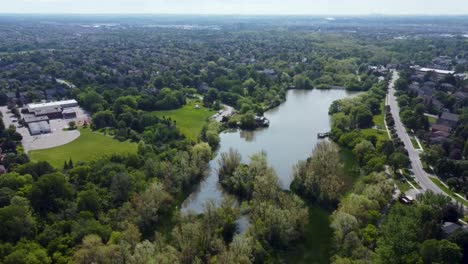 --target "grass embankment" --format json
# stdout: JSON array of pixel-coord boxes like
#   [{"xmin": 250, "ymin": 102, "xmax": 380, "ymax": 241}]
[
  {"xmin": 410, "ymin": 136, "xmax": 420, "ymax": 150},
  {"xmin": 30, "ymin": 128, "xmax": 137, "ymax": 168},
  {"xmin": 154, "ymin": 100, "xmax": 215, "ymax": 141},
  {"xmin": 430, "ymin": 177, "xmax": 468, "ymax": 207},
  {"xmin": 395, "ymin": 178, "xmax": 411, "ymax": 193}
]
